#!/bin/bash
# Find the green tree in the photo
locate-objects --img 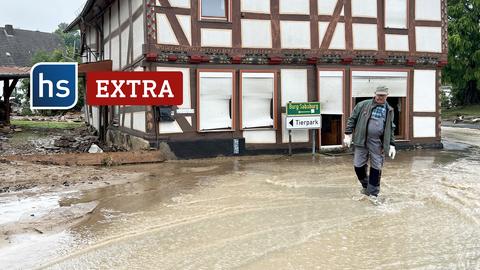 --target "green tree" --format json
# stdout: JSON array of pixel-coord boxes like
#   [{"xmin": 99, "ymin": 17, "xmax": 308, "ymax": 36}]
[
  {"xmin": 19, "ymin": 23, "xmax": 84, "ymax": 115},
  {"xmin": 444, "ymin": 0, "xmax": 480, "ymax": 105}
]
